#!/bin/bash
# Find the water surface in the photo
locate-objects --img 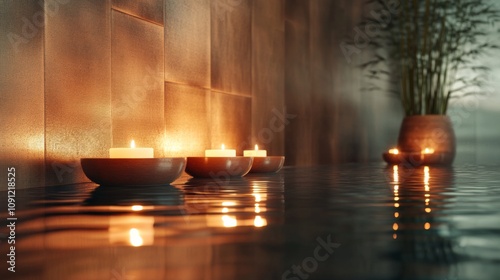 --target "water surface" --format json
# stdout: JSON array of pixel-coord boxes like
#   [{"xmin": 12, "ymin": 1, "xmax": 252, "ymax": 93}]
[{"xmin": 1, "ymin": 164, "xmax": 499, "ymax": 280}]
